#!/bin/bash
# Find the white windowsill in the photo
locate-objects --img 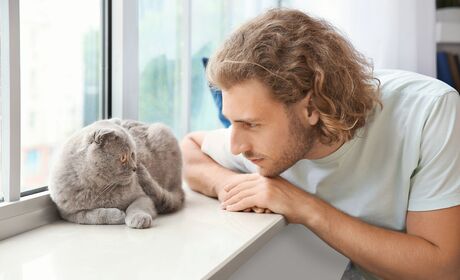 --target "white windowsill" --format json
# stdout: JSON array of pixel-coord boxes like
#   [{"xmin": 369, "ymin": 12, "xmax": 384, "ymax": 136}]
[
  {"xmin": 0, "ymin": 191, "xmax": 59, "ymax": 240},
  {"xmin": 0, "ymin": 187, "xmax": 287, "ymax": 280}
]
